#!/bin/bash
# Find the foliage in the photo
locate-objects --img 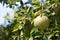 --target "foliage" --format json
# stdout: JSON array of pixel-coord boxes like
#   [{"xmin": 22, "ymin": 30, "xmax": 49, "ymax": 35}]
[{"xmin": 0, "ymin": 0, "xmax": 60, "ymax": 40}]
